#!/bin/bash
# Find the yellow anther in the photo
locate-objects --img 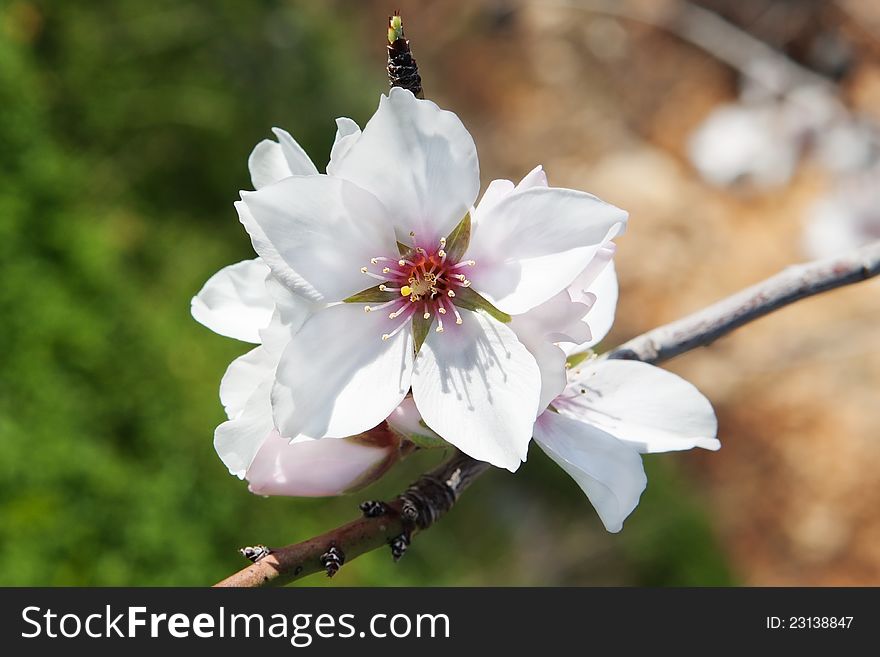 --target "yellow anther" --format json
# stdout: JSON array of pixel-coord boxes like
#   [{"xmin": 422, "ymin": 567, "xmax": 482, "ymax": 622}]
[{"xmin": 400, "ymin": 285, "xmax": 413, "ymax": 297}]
